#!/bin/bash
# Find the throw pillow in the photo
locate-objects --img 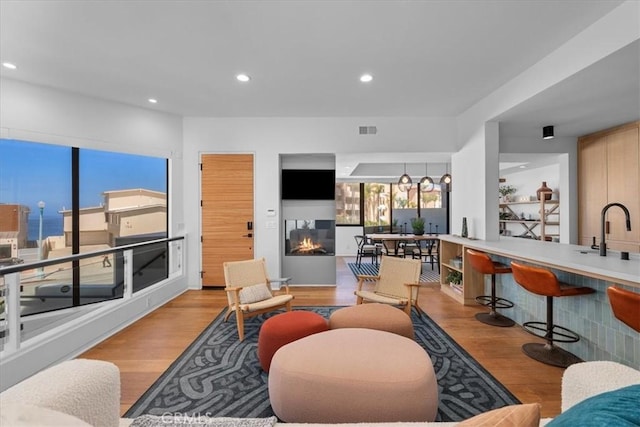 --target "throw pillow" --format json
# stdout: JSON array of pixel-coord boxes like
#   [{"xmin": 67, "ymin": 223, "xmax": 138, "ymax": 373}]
[
  {"xmin": 458, "ymin": 403, "xmax": 540, "ymax": 427},
  {"xmin": 546, "ymin": 384, "xmax": 640, "ymax": 426},
  {"xmin": 239, "ymin": 283, "xmax": 273, "ymax": 304},
  {"xmin": 131, "ymin": 415, "xmax": 278, "ymax": 427}
]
